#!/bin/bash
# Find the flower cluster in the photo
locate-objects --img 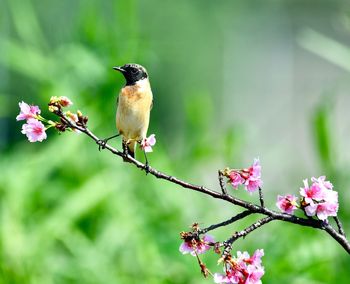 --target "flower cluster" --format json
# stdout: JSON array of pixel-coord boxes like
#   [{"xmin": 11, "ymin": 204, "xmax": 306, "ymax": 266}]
[
  {"xmin": 214, "ymin": 249, "xmax": 265, "ymax": 284},
  {"xmin": 276, "ymin": 176, "xmax": 338, "ymax": 220},
  {"xmin": 179, "ymin": 232, "xmax": 214, "ymax": 256},
  {"xmin": 223, "ymin": 158, "xmax": 263, "ymax": 193},
  {"xmin": 16, "ymin": 101, "xmax": 47, "ymax": 142},
  {"xmin": 140, "ymin": 134, "xmax": 156, "ymax": 152},
  {"xmin": 17, "ymin": 97, "xmax": 86, "ymax": 142}
]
